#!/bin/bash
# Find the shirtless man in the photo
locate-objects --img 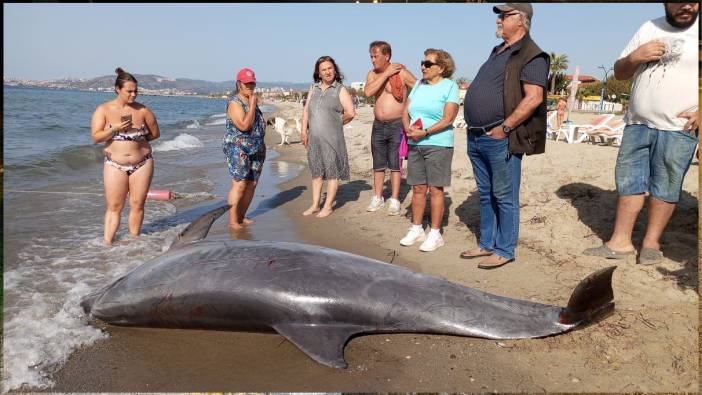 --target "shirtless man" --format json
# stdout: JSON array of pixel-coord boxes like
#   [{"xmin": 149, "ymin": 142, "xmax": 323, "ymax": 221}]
[{"xmin": 364, "ymin": 41, "xmax": 417, "ymax": 215}]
